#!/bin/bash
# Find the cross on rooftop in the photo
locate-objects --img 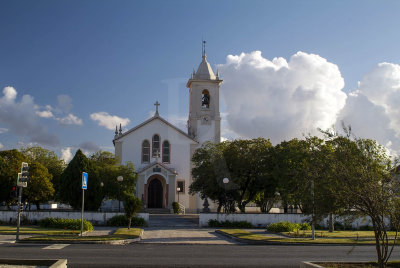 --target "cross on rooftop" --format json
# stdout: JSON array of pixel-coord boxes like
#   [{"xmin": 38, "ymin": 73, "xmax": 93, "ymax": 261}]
[{"xmin": 154, "ymin": 101, "xmax": 160, "ymax": 115}]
